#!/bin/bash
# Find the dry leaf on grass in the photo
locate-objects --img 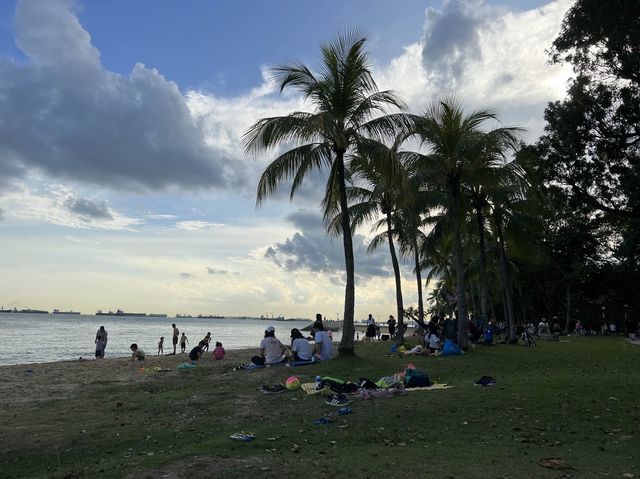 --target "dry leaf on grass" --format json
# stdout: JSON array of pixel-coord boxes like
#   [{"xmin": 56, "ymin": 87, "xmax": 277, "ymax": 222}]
[{"xmin": 539, "ymin": 457, "xmax": 576, "ymax": 470}]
